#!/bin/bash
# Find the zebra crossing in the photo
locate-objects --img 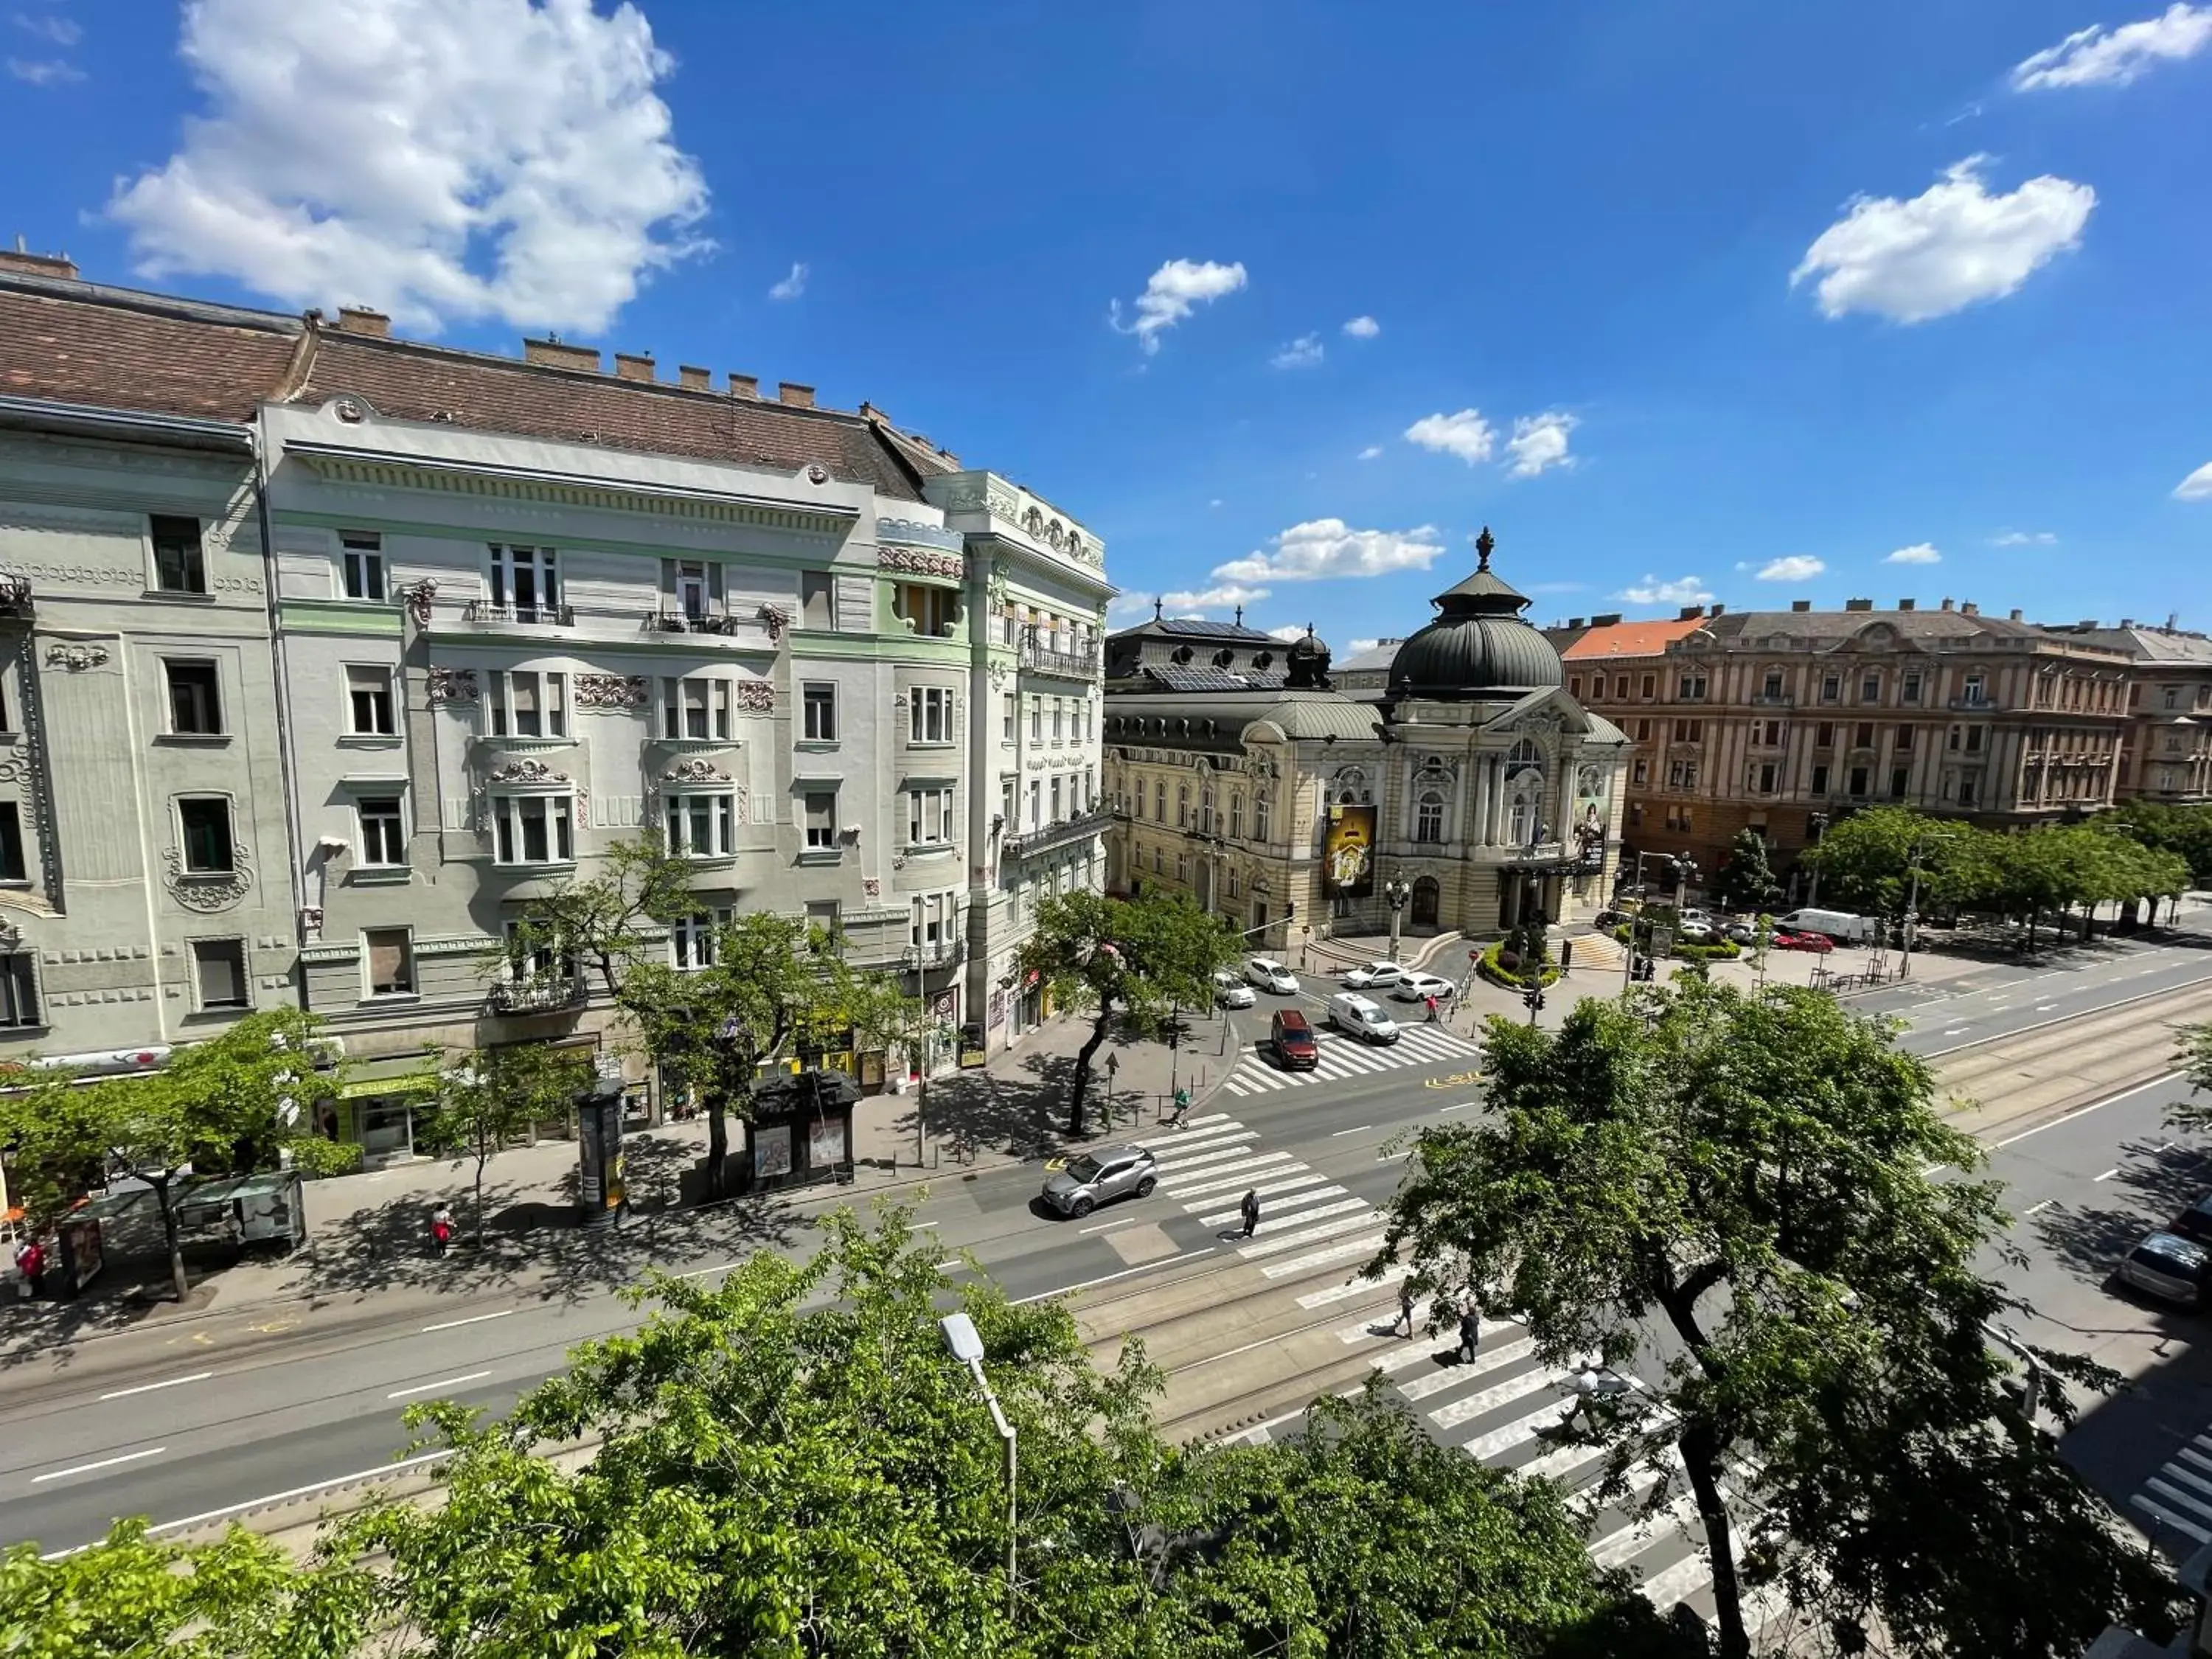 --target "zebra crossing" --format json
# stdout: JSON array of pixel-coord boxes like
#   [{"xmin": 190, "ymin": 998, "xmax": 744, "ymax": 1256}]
[
  {"xmin": 1132, "ymin": 1112, "xmax": 1391, "ymax": 1276},
  {"xmin": 1221, "ymin": 1021, "xmax": 1483, "ymax": 1097},
  {"xmin": 2129, "ymin": 1423, "xmax": 2212, "ymax": 1548}
]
